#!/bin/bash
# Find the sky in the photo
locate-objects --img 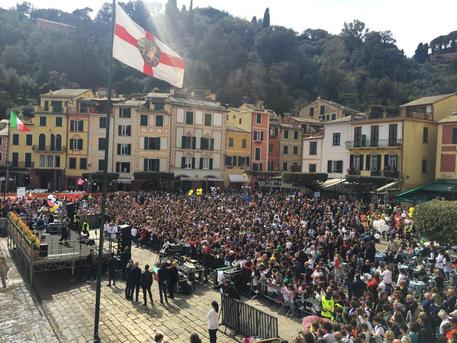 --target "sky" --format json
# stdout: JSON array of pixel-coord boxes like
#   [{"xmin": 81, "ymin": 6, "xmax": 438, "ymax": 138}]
[{"xmin": 1, "ymin": 0, "xmax": 456, "ymax": 56}]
